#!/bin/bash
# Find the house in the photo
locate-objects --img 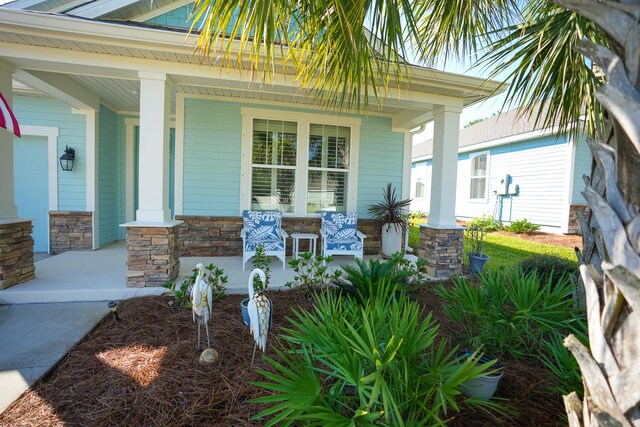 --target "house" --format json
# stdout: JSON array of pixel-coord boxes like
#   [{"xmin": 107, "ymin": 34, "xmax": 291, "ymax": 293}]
[
  {"xmin": 411, "ymin": 107, "xmax": 592, "ymax": 234},
  {"xmin": 0, "ymin": 0, "xmax": 502, "ymax": 287}
]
